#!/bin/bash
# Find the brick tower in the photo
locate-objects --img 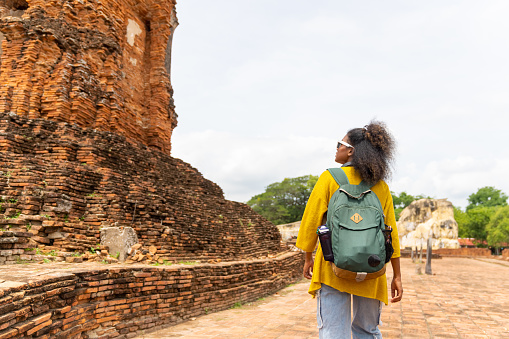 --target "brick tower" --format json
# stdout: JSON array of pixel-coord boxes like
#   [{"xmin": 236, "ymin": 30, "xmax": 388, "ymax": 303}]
[{"xmin": 0, "ymin": 0, "xmax": 178, "ymax": 153}]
